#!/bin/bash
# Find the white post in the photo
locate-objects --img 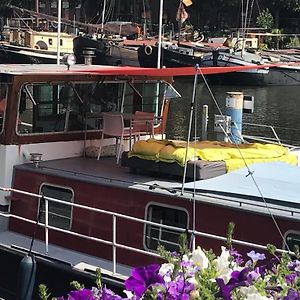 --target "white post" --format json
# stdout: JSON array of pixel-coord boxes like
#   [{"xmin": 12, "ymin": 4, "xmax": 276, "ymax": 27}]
[
  {"xmin": 101, "ymin": 0, "xmax": 107, "ymax": 33},
  {"xmin": 45, "ymin": 198, "xmax": 49, "ymax": 253},
  {"xmin": 112, "ymin": 215, "xmax": 116, "ymax": 274},
  {"xmin": 57, "ymin": 0, "xmax": 62, "ymax": 65},
  {"xmin": 202, "ymin": 105, "xmax": 208, "ymax": 140},
  {"xmin": 157, "ymin": 0, "xmax": 164, "ymax": 69}
]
